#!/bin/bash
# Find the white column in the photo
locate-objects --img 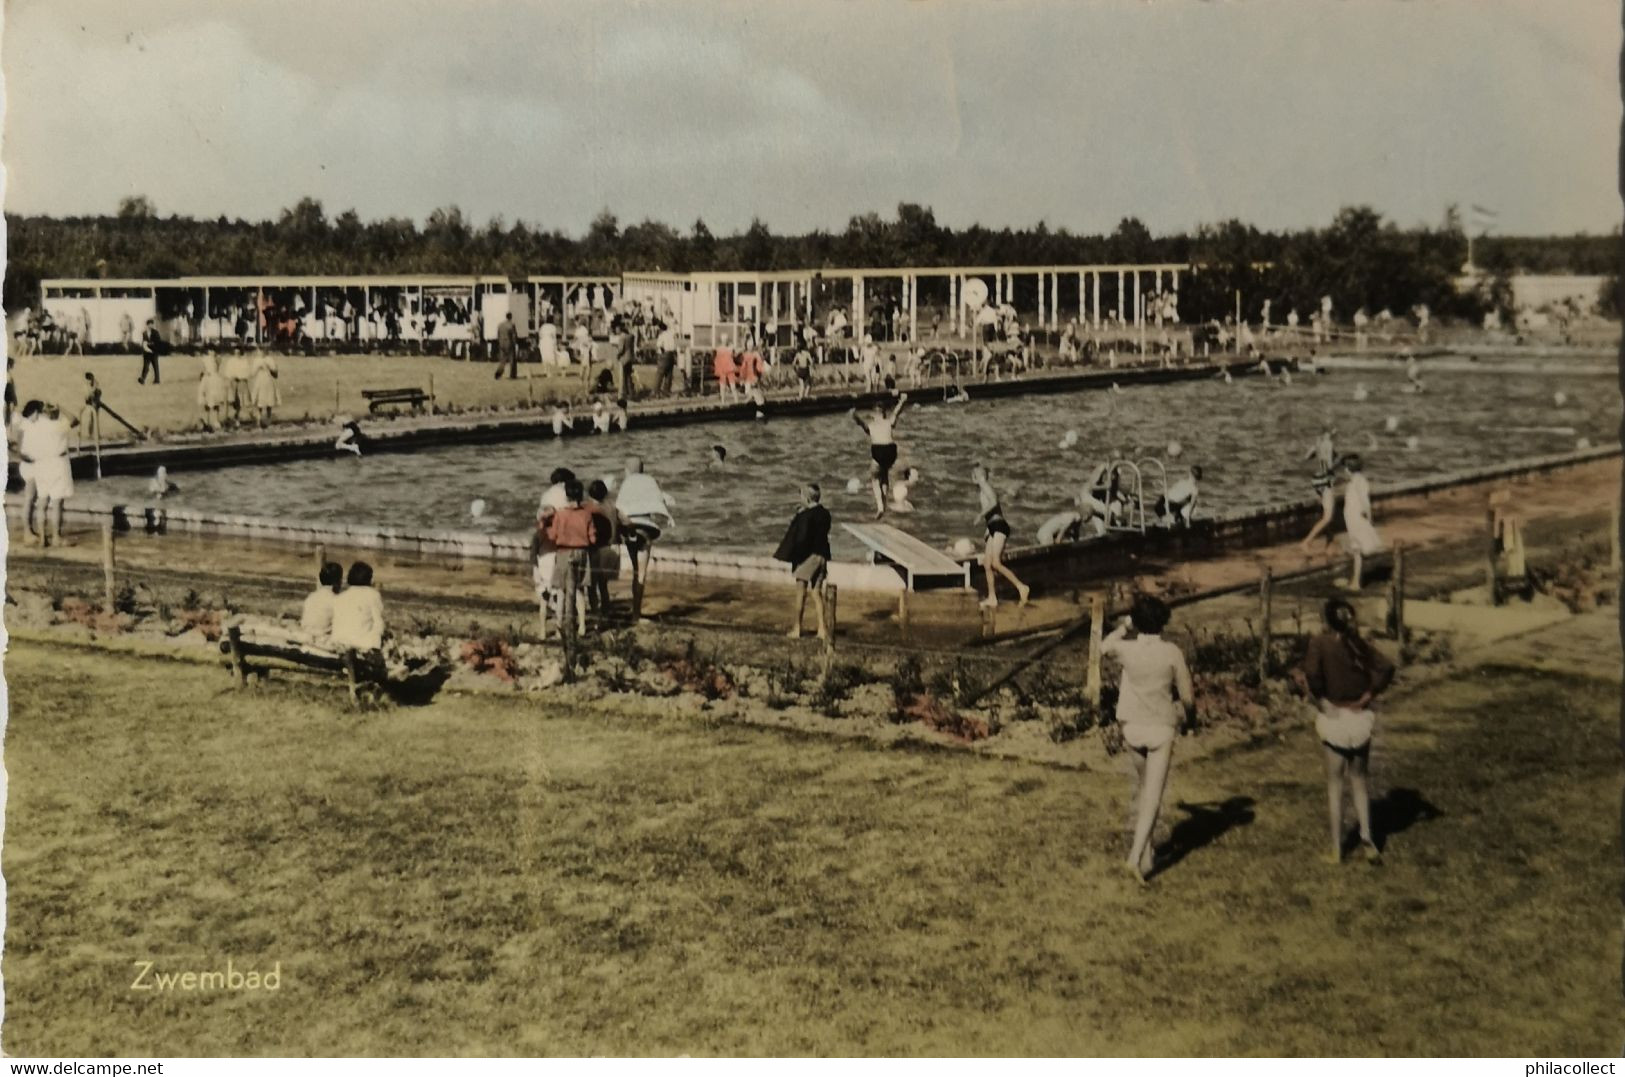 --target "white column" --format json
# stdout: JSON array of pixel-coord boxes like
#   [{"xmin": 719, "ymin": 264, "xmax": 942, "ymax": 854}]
[
  {"xmin": 1037, "ymin": 273, "xmax": 1046, "ymax": 327},
  {"xmin": 1116, "ymin": 271, "xmax": 1125, "ymax": 323},
  {"xmin": 909, "ymin": 275, "xmax": 918, "ymax": 342},
  {"xmin": 1077, "ymin": 273, "xmax": 1085, "ymax": 327},
  {"xmin": 854, "ymin": 277, "xmax": 864, "ymax": 343},
  {"xmin": 1092, "ymin": 273, "xmax": 1101, "ymax": 329},
  {"xmin": 1050, "ymin": 273, "xmax": 1059, "ymax": 329}
]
